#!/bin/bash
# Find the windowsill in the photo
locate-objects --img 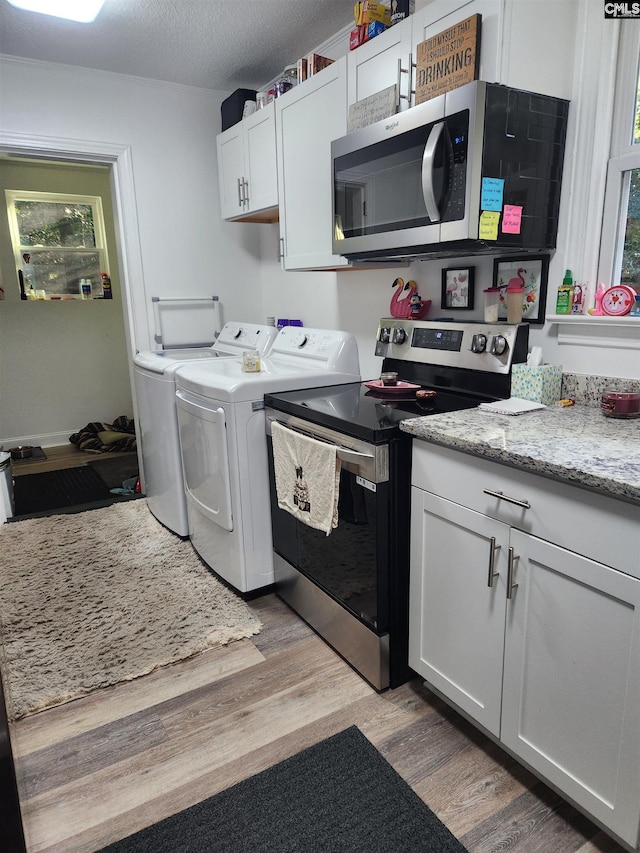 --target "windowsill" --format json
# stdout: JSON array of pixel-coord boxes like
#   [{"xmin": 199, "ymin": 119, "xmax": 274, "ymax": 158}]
[
  {"xmin": 546, "ymin": 313, "xmax": 640, "ymax": 349},
  {"xmin": 546, "ymin": 313, "xmax": 640, "ymax": 325},
  {"xmin": 24, "ymin": 296, "xmax": 108, "ymax": 301}
]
